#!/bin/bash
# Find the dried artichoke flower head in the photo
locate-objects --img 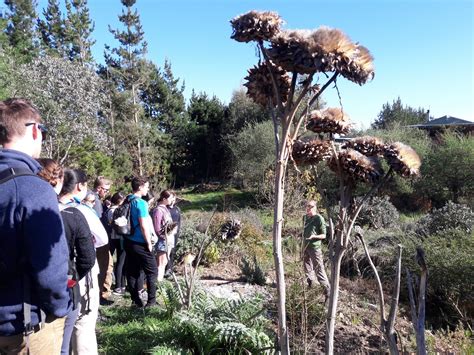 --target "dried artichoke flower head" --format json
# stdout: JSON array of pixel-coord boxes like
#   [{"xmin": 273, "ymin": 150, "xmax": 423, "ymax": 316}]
[
  {"xmin": 384, "ymin": 142, "xmax": 421, "ymax": 177},
  {"xmin": 342, "ymin": 136, "xmax": 385, "ymax": 156},
  {"xmin": 292, "ymin": 138, "xmax": 332, "ymax": 166},
  {"xmin": 244, "ymin": 61, "xmax": 291, "ymax": 107},
  {"xmin": 329, "ymin": 148, "xmax": 383, "ymax": 184},
  {"xmin": 306, "ymin": 107, "xmax": 351, "ymax": 135},
  {"xmin": 338, "ymin": 45, "xmax": 375, "ymax": 85},
  {"xmin": 309, "ymin": 27, "xmax": 357, "ymax": 73},
  {"xmin": 268, "ymin": 29, "xmax": 316, "ymax": 74},
  {"xmin": 230, "ymin": 11, "xmax": 283, "ymax": 42},
  {"xmin": 221, "ymin": 219, "xmax": 242, "ymax": 241}
]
